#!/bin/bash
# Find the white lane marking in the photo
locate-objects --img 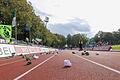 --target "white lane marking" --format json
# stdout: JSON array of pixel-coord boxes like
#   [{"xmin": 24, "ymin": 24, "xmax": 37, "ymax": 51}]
[
  {"xmin": 74, "ymin": 54, "xmax": 120, "ymax": 74},
  {"xmin": 14, "ymin": 55, "xmax": 55, "ymax": 80},
  {"xmin": 0, "ymin": 59, "xmax": 24, "ymax": 67}
]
